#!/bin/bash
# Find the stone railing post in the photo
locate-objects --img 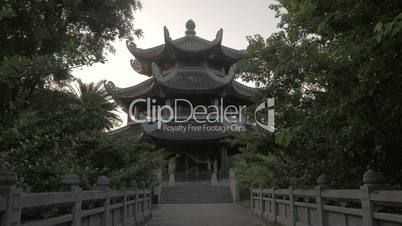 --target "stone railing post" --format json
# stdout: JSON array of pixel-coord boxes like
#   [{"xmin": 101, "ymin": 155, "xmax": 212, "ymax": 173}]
[
  {"xmin": 96, "ymin": 176, "xmax": 110, "ymax": 192},
  {"xmin": 250, "ymin": 184, "xmax": 254, "ymax": 214},
  {"xmin": 129, "ymin": 180, "xmax": 142, "ymax": 224},
  {"xmin": 96, "ymin": 176, "xmax": 111, "ymax": 226},
  {"xmin": 120, "ymin": 182, "xmax": 128, "ymax": 226},
  {"xmin": 0, "ymin": 171, "xmax": 21, "ymax": 226},
  {"xmin": 62, "ymin": 173, "xmax": 81, "ymax": 226},
  {"xmin": 289, "ymin": 180, "xmax": 296, "ymax": 226},
  {"xmin": 315, "ymin": 174, "xmax": 329, "ymax": 226},
  {"xmin": 272, "ymin": 187, "xmax": 277, "ymax": 224},
  {"xmin": 152, "ymin": 169, "xmax": 162, "ymax": 204},
  {"xmin": 146, "ymin": 180, "xmax": 153, "ymax": 214},
  {"xmin": 259, "ymin": 184, "xmax": 264, "ymax": 217},
  {"xmin": 138, "ymin": 181, "xmax": 147, "ymax": 220},
  {"xmin": 361, "ymin": 169, "xmax": 382, "ymax": 226},
  {"xmin": 146, "ymin": 181, "xmax": 153, "ymax": 219}
]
